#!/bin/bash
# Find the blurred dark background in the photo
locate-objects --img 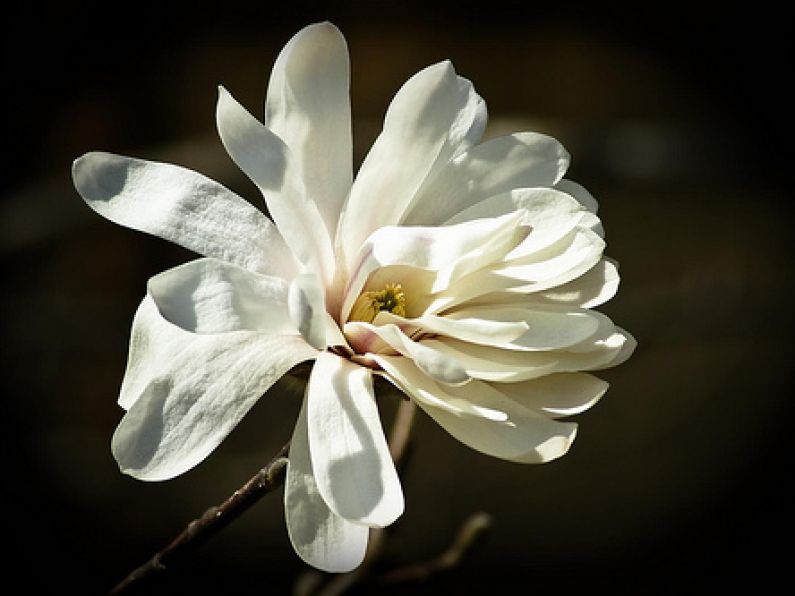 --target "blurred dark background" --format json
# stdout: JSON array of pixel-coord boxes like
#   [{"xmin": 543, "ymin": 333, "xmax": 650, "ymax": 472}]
[{"xmin": 2, "ymin": 2, "xmax": 792, "ymax": 594}]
